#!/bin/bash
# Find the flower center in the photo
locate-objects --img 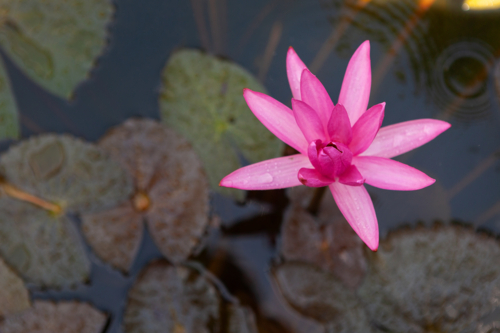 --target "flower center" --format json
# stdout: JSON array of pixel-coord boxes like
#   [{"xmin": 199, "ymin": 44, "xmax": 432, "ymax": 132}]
[{"xmin": 308, "ymin": 140, "xmax": 353, "ymax": 179}]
